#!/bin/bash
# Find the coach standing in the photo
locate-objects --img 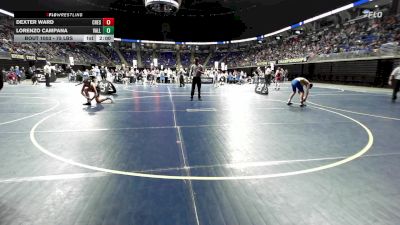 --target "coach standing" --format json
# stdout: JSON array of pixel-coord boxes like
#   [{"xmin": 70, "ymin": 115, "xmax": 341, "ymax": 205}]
[
  {"xmin": 44, "ymin": 62, "xmax": 52, "ymax": 87},
  {"xmin": 189, "ymin": 57, "xmax": 204, "ymax": 101},
  {"xmin": 389, "ymin": 65, "xmax": 400, "ymax": 102}
]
